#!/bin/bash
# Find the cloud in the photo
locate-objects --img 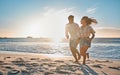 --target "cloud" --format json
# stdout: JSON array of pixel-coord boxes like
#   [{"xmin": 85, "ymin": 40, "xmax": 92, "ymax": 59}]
[
  {"xmin": 86, "ymin": 7, "xmax": 98, "ymax": 14},
  {"xmin": 95, "ymin": 27, "xmax": 120, "ymax": 38}
]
